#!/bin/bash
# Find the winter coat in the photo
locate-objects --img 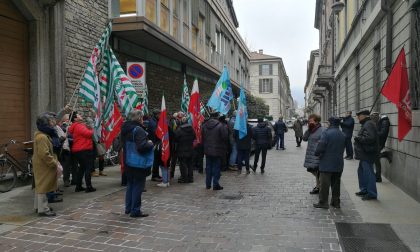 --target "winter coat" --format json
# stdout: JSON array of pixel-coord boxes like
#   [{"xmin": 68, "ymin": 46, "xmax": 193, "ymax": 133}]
[
  {"xmin": 340, "ymin": 116, "xmax": 355, "ymax": 138},
  {"xmin": 303, "ymin": 125, "xmax": 325, "ymax": 169},
  {"xmin": 68, "ymin": 122, "xmax": 94, "ymax": 153},
  {"xmin": 146, "ymin": 117, "xmax": 158, "ymax": 144},
  {"xmin": 354, "ymin": 117, "xmax": 379, "ymax": 163},
  {"xmin": 234, "ymin": 124, "xmax": 253, "ymax": 150},
  {"xmin": 314, "ymin": 126, "xmax": 346, "ymax": 173},
  {"xmin": 252, "ymin": 122, "xmax": 272, "ymax": 148},
  {"xmin": 202, "ymin": 118, "xmax": 229, "ymax": 157},
  {"xmin": 175, "ymin": 124, "xmax": 196, "ymax": 157},
  {"xmin": 292, "ymin": 120, "xmax": 303, "ymax": 137},
  {"xmin": 32, "ymin": 131, "xmax": 58, "ymax": 194},
  {"xmin": 274, "ymin": 120, "xmax": 287, "ymax": 135},
  {"xmin": 377, "ymin": 116, "xmax": 390, "ymax": 150},
  {"xmin": 228, "ymin": 117, "xmax": 236, "ymax": 145},
  {"xmin": 121, "ymin": 121, "xmax": 154, "ymax": 177}
]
